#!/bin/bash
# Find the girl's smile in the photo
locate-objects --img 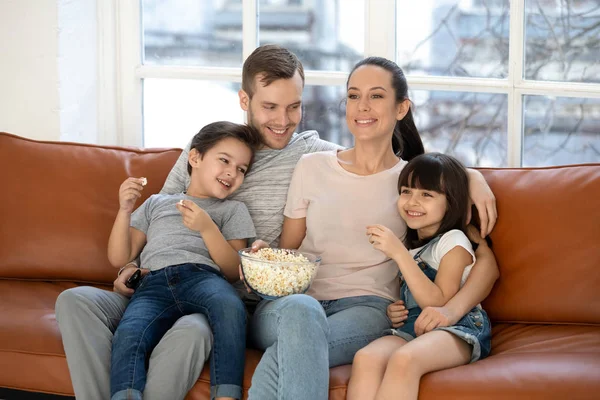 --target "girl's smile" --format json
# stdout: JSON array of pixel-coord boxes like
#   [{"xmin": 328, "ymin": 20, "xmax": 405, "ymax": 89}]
[{"xmin": 397, "ymin": 186, "xmax": 448, "ymax": 239}]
